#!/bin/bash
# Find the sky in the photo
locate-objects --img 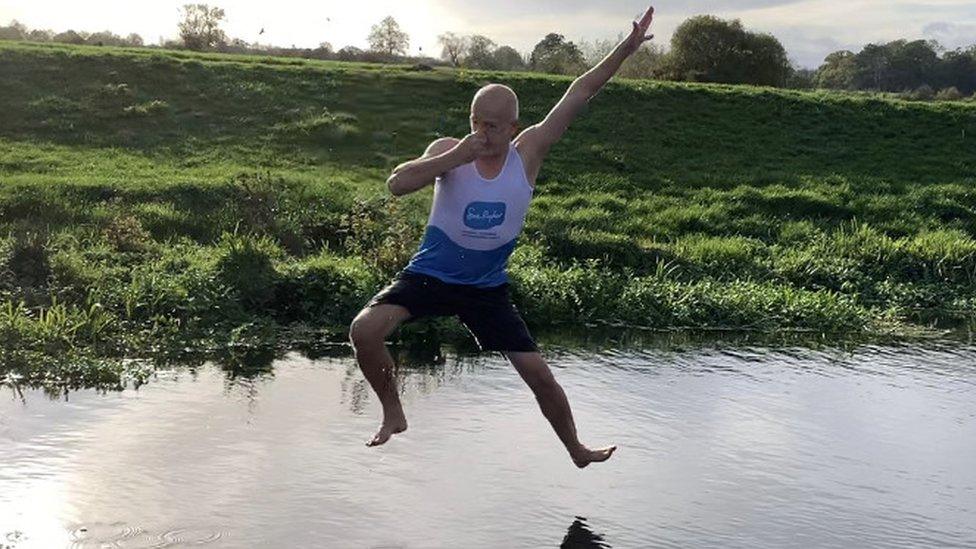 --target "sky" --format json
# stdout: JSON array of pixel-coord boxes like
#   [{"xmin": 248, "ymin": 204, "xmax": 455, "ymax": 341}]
[{"xmin": 1, "ymin": 0, "xmax": 974, "ymax": 68}]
